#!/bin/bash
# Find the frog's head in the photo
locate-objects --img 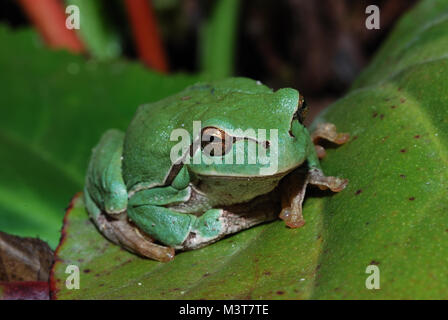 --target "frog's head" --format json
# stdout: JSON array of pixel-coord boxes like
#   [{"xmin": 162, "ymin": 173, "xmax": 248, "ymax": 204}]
[
  {"xmin": 178, "ymin": 78, "xmax": 311, "ymax": 203},
  {"xmin": 124, "ymin": 78, "xmax": 311, "ymax": 201},
  {"xmin": 184, "ymin": 79, "xmax": 310, "ymax": 176}
]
